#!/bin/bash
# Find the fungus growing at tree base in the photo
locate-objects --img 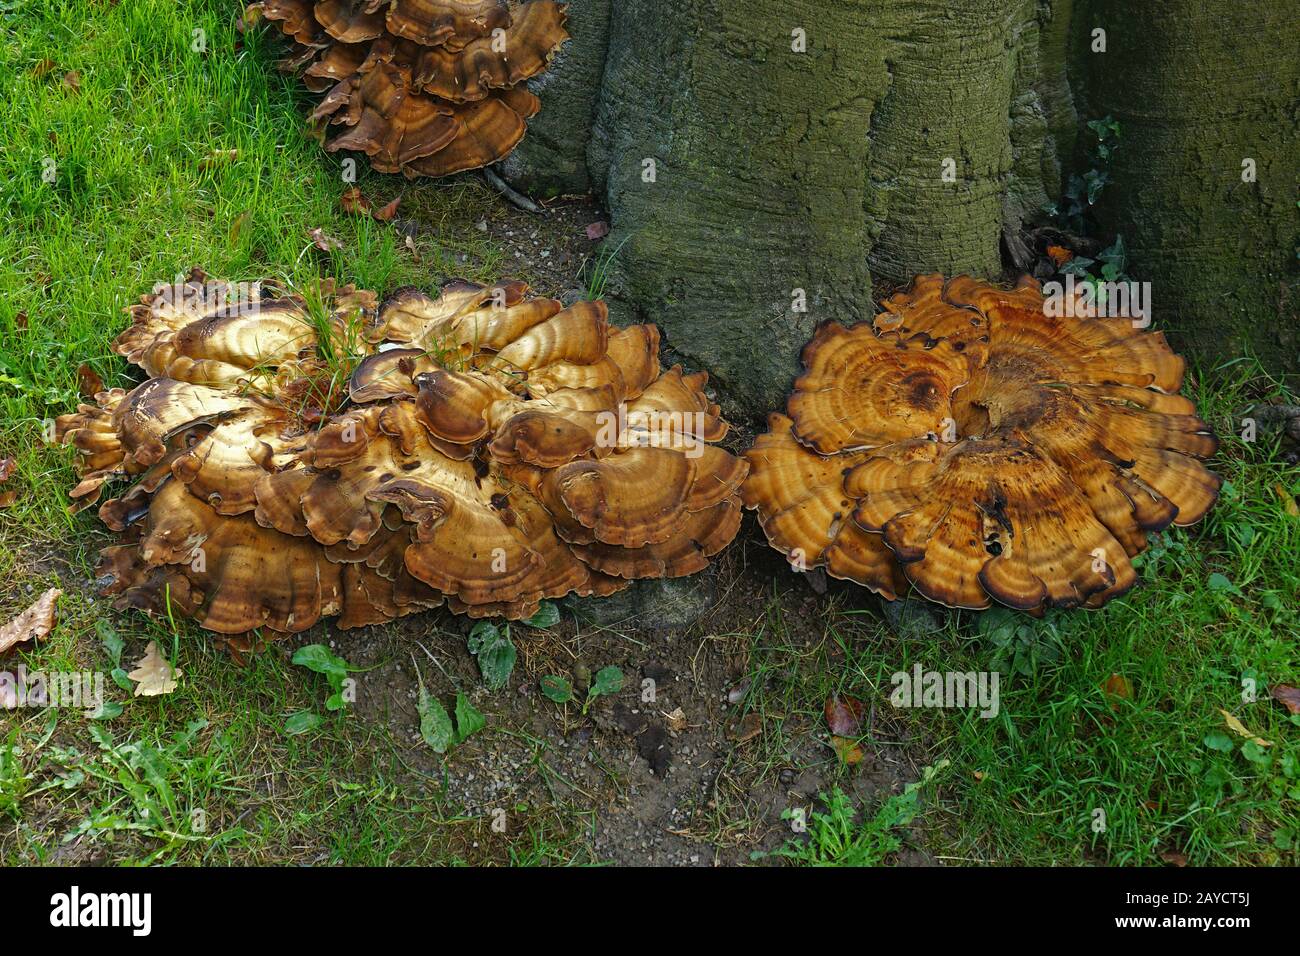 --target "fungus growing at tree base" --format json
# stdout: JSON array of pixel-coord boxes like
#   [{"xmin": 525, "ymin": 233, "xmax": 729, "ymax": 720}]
[
  {"xmin": 250, "ymin": 0, "xmax": 569, "ymax": 177},
  {"xmin": 58, "ymin": 269, "xmax": 746, "ymax": 638},
  {"xmin": 743, "ymin": 274, "xmax": 1220, "ymax": 614}
]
